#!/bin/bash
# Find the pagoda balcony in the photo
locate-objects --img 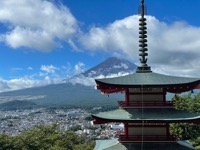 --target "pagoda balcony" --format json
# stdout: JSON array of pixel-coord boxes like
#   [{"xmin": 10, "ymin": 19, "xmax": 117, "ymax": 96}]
[
  {"xmin": 118, "ymin": 134, "xmax": 176, "ymax": 142},
  {"xmin": 118, "ymin": 101, "xmax": 173, "ymax": 108}
]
